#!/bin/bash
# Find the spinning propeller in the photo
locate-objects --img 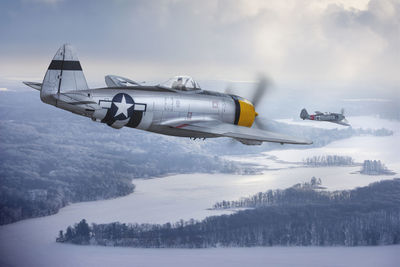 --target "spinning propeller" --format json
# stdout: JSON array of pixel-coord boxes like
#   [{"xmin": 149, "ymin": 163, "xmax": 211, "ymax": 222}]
[{"xmin": 224, "ymin": 75, "xmax": 273, "ymax": 132}]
